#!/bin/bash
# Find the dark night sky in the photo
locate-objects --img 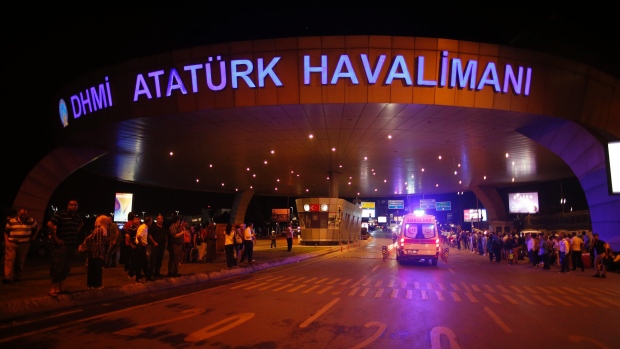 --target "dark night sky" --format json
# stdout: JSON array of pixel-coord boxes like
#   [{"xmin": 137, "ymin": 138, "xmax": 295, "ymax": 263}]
[{"xmin": 3, "ymin": 3, "xmax": 615, "ymax": 219}]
